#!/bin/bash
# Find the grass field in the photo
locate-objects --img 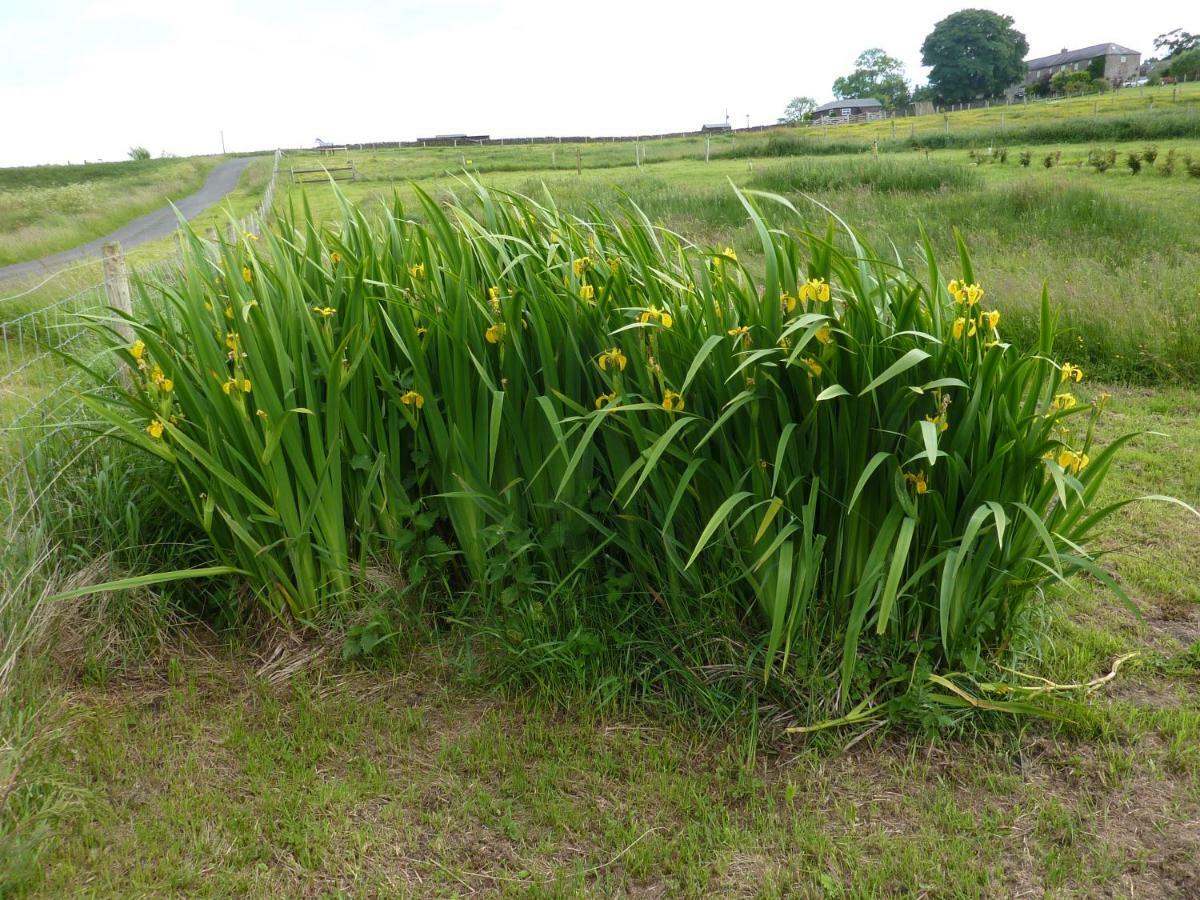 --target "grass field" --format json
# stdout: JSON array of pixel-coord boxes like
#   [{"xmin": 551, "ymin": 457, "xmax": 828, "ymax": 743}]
[
  {"xmin": 280, "ymin": 135, "xmax": 1200, "ymax": 382},
  {"xmin": 3, "ymin": 92, "xmax": 1200, "ymax": 896},
  {"xmin": 0, "ymin": 156, "xmax": 224, "ymax": 267}
]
